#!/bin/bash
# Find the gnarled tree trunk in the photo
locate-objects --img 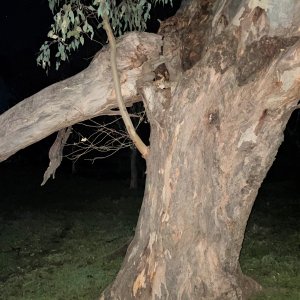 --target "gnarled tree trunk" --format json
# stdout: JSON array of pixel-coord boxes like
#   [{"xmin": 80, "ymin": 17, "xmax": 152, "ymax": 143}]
[
  {"xmin": 101, "ymin": 0, "xmax": 300, "ymax": 299},
  {"xmin": 0, "ymin": 0, "xmax": 299, "ymax": 299}
]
